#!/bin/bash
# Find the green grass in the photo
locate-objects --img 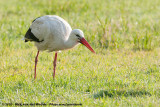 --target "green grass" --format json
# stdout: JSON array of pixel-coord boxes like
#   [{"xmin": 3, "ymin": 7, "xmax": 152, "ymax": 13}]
[{"xmin": 0, "ymin": 0, "xmax": 160, "ymax": 106}]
